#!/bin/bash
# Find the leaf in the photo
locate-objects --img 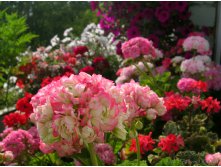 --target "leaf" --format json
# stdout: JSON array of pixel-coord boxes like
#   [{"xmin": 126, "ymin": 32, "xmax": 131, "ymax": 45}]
[
  {"xmin": 155, "ymin": 157, "xmax": 183, "ymax": 166},
  {"xmin": 118, "ymin": 160, "xmax": 147, "ymax": 166},
  {"xmin": 153, "ymin": 148, "xmax": 162, "ymax": 154}
]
